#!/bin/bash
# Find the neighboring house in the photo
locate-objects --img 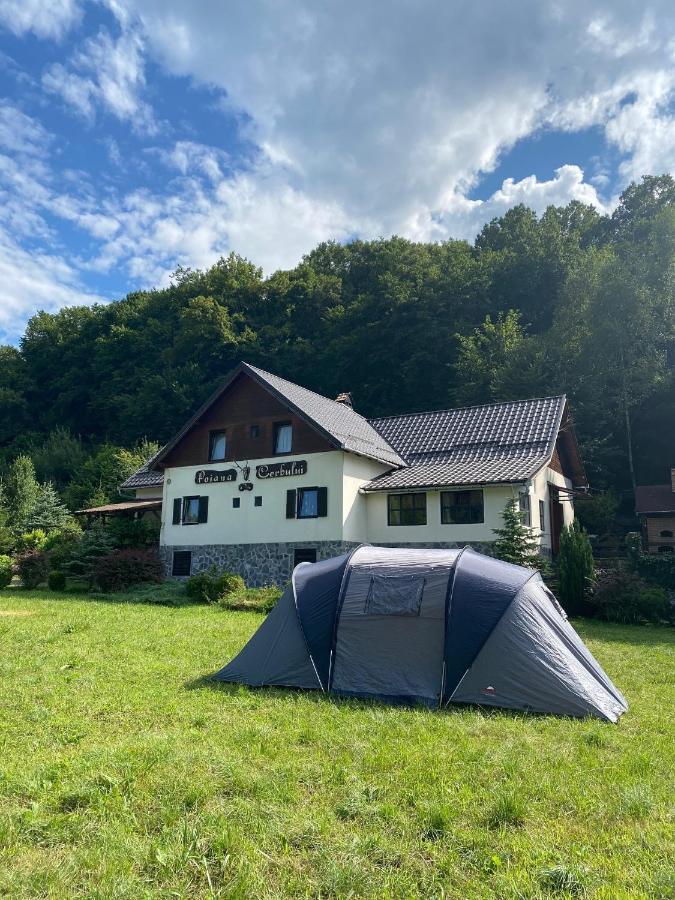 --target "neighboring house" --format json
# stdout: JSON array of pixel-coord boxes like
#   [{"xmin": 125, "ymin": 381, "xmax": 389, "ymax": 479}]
[
  {"xmin": 635, "ymin": 468, "xmax": 675, "ymax": 554},
  {"xmin": 119, "ymin": 361, "xmax": 586, "ymax": 584}
]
